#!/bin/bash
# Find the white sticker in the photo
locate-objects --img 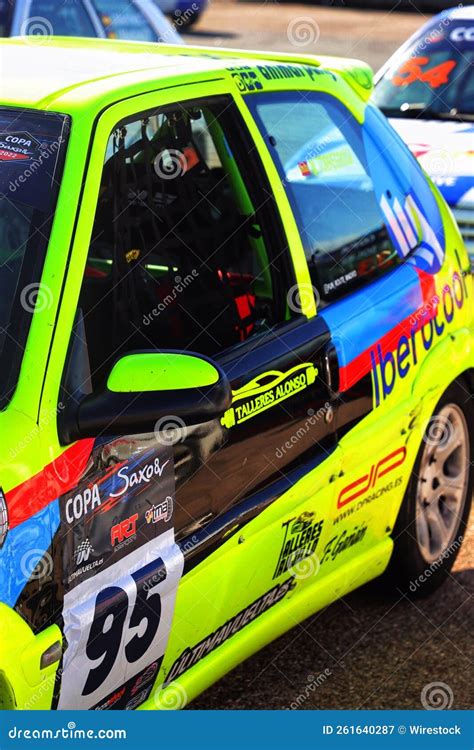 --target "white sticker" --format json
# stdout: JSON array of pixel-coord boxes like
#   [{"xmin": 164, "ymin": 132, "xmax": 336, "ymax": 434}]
[{"xmin": 58, "ymin": 530, "xmax": 183, "ymax": 710}]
